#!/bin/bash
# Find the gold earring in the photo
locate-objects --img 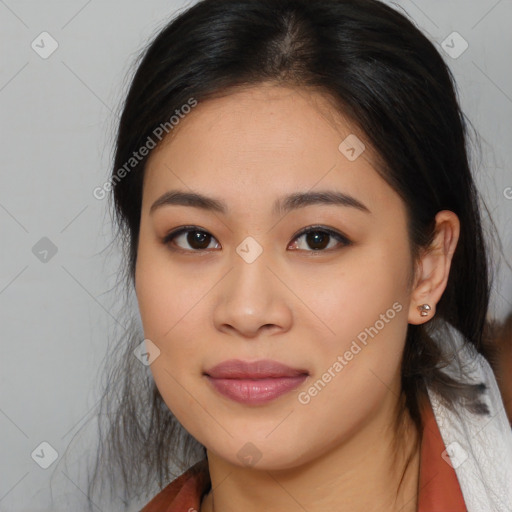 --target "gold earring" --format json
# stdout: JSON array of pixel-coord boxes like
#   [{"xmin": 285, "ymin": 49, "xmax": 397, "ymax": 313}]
[{"xmin": 417, "ymin": 304, "xmax": 431, "ymax": 317}]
